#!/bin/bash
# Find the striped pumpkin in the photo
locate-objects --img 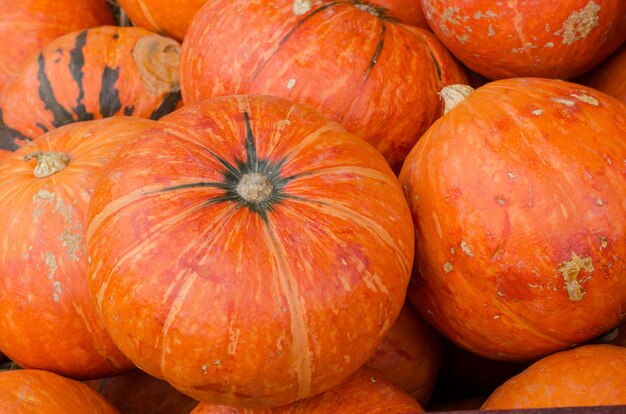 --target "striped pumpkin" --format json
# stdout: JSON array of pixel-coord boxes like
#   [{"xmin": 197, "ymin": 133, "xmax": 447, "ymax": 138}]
[
  {"xmin": 0, "ymin": 0, "xmax": 113, "ymax": 91},
  {"xmin": 180, "ymin": 0, "xmax": 468, "ymax": 171},
  {"xmin": 0, "ymin": 25, "xmax": 181, "ymax": 160},
  {"xmin": 85, "ymin": 95, "xmax": 414, "ymax": 408},
  {"xmin": 0, "ymin": 117, "xmax": 156, "ymax": 379}
]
